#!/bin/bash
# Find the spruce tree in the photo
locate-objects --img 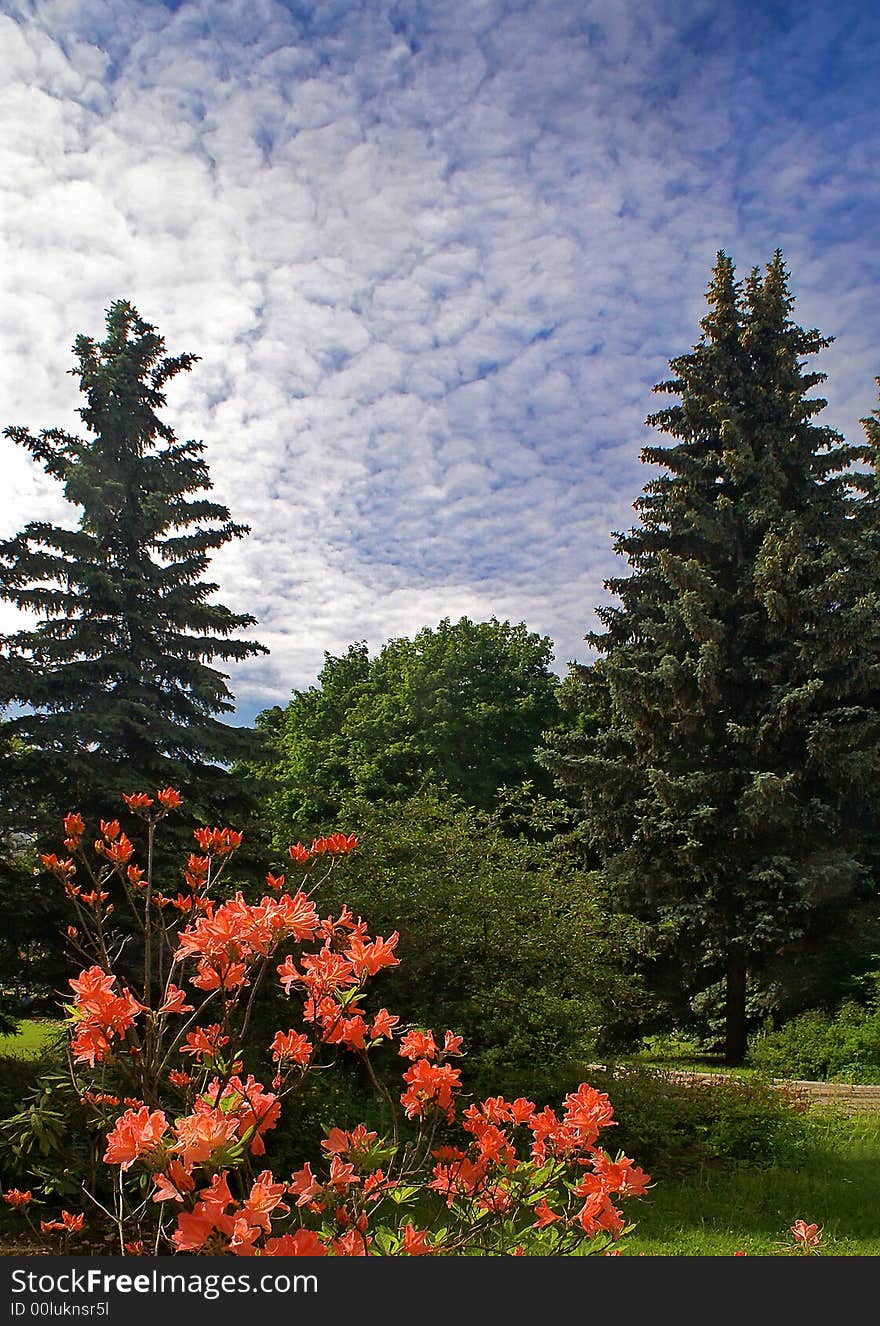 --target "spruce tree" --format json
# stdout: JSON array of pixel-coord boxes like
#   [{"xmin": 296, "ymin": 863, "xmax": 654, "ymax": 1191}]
[
  {"xmin": 0, "ymin": 300, "xmax": 267, "ymax": 832},
  {"xmin": 544, "ymin": 253, "xmax": 880, "ymax": 1063}
]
